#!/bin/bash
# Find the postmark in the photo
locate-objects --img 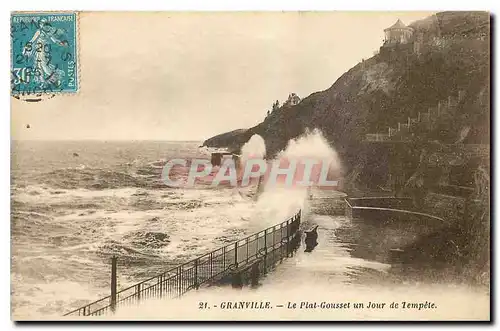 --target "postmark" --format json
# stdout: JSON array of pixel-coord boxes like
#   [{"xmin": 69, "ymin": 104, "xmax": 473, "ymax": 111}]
[{"xmin": 11, "ymin": 12, "xmax": 78, "ymax": 101}]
